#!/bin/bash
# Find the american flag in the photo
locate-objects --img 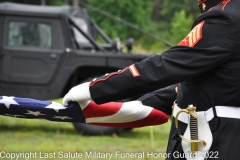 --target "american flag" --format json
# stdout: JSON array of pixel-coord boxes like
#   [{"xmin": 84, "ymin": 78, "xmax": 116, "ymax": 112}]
[
  {"xmin": 0, "ymin": 96, "xmax": 85, "ymax": 122},
  {"xmin": 0, "ymin": 96, "xmax": 168, "ymax": 128}
]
